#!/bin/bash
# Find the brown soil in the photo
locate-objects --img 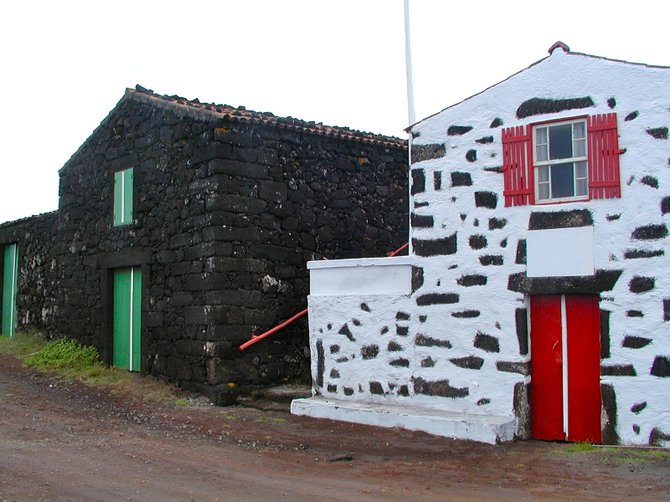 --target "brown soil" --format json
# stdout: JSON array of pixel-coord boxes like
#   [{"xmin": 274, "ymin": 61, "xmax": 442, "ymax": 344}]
[{"xmin": 1, "ymin": 353, "xmax": 668, "ymax": 502}]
